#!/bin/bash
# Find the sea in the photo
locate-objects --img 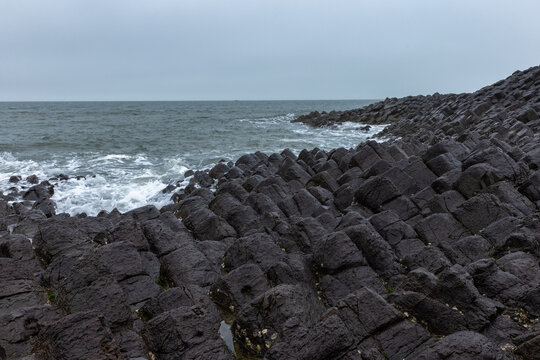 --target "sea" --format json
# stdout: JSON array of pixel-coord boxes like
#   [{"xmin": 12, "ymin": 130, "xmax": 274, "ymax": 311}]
[{"xmin": 0, "ymin": 100, "xmax": 383, "ymax": 215}]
